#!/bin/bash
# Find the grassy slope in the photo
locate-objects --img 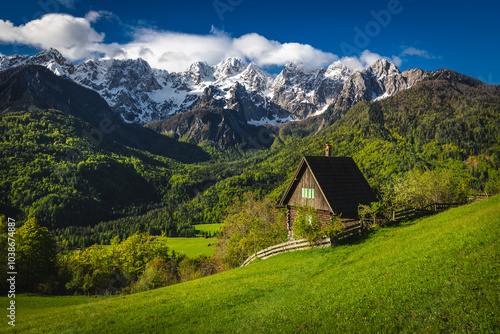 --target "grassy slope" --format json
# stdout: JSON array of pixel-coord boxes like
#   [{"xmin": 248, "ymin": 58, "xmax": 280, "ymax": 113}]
[{"xmin": 3, "ymin": 196, "xmax": 499, "ymax": 333}]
